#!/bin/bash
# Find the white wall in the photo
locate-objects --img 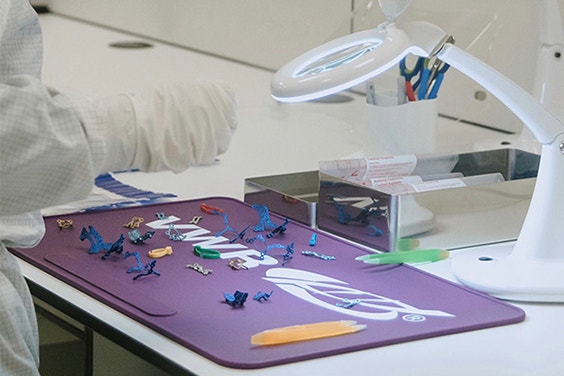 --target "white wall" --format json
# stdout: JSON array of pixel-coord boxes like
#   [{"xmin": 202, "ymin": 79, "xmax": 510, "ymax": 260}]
[
  {"xmin": 37, "ymin": 0, "xmax": 564, "ymax": 133},
  {"xmin": 37, "ymin": 0, "xmax": 353, "ymax": 70}
]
